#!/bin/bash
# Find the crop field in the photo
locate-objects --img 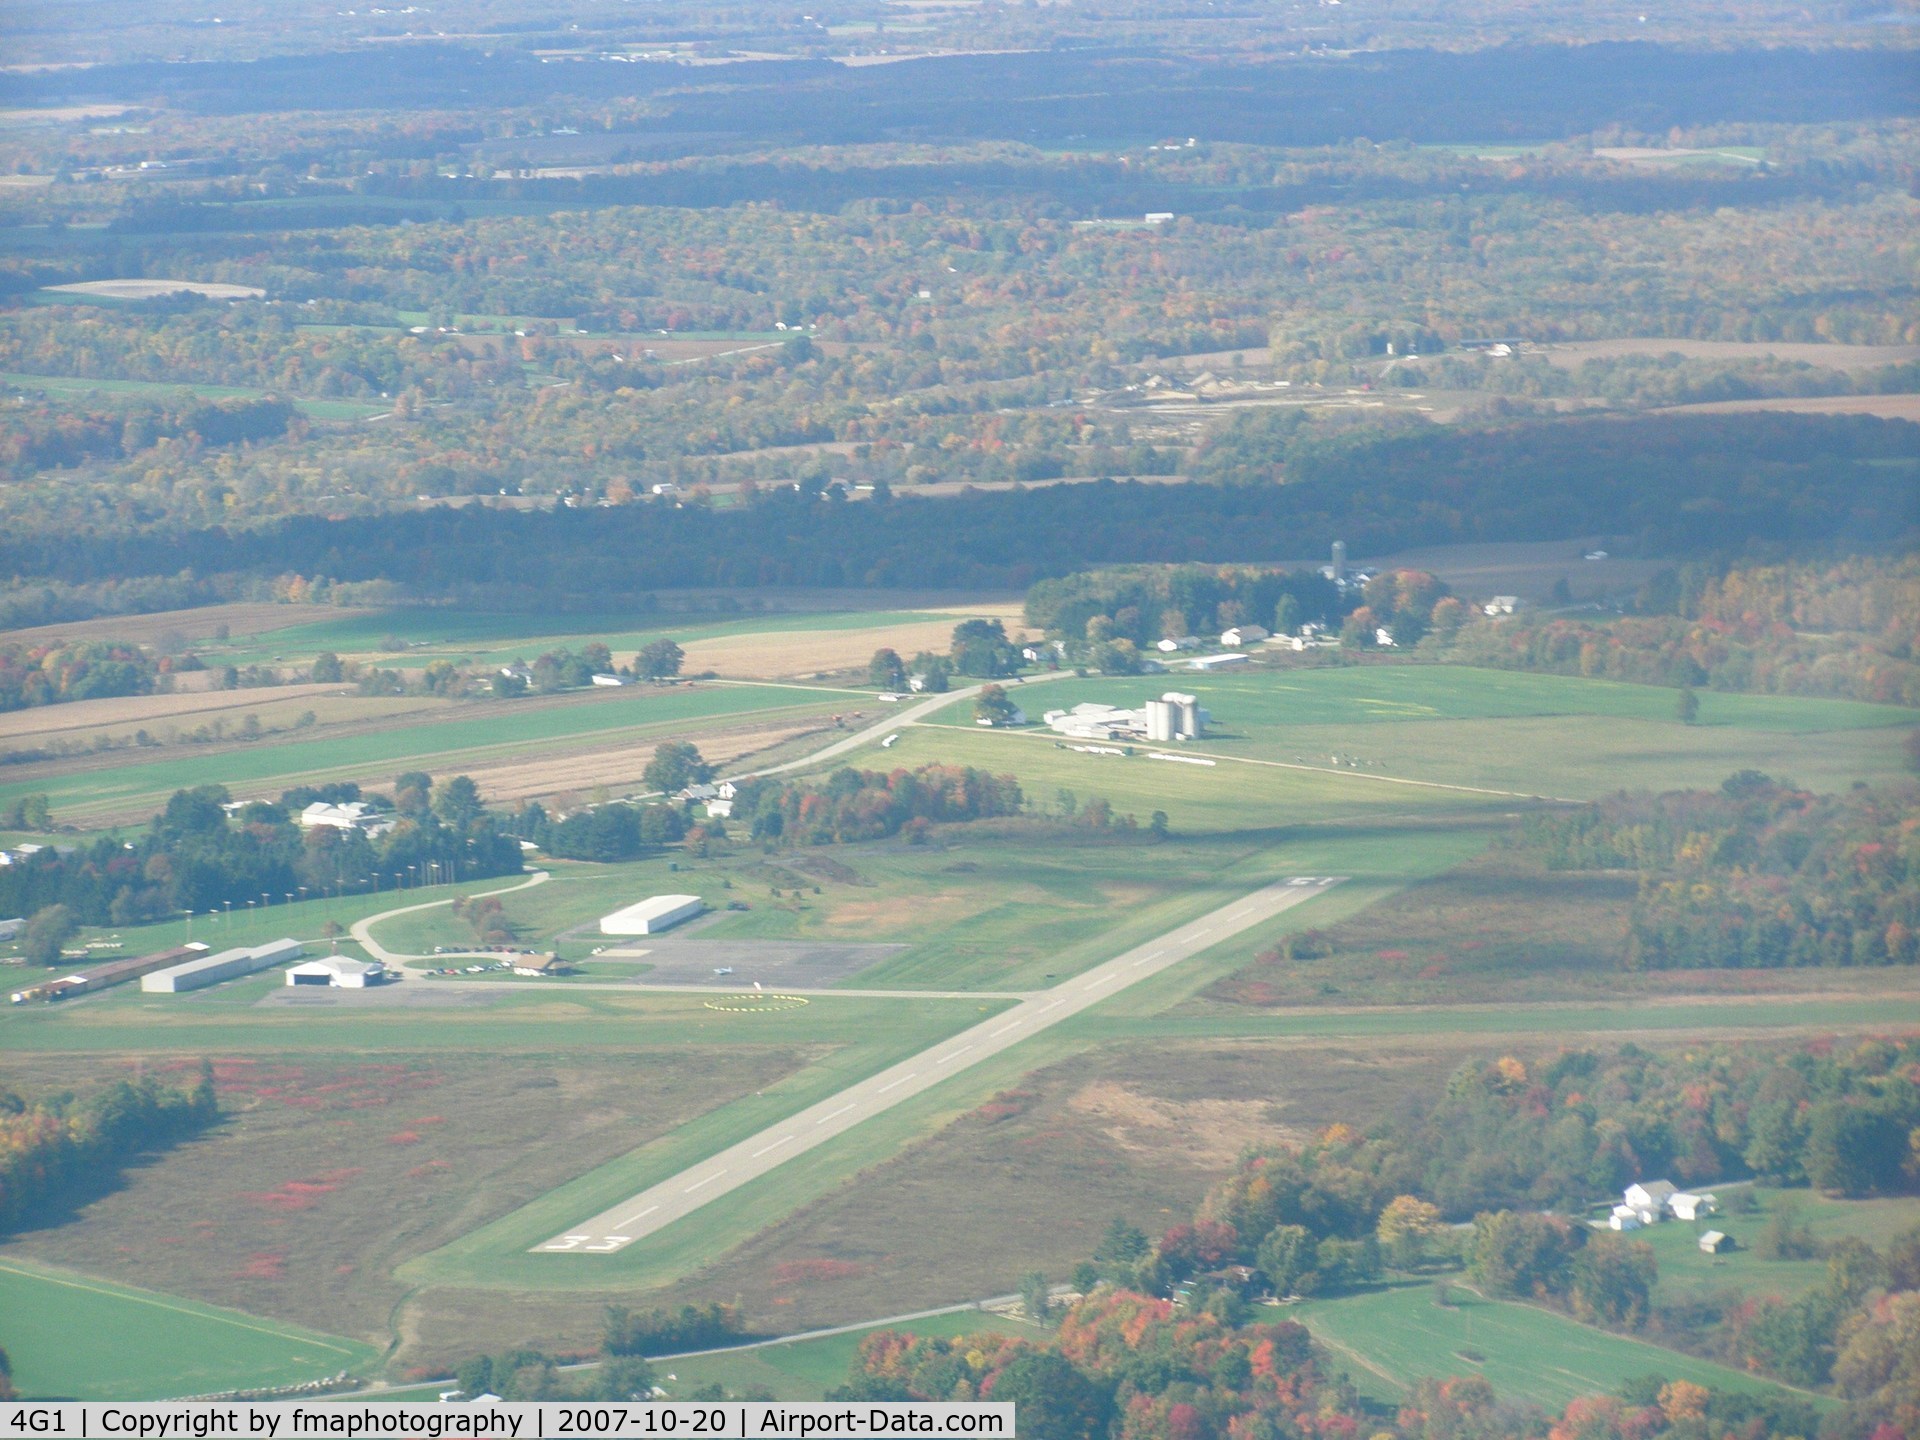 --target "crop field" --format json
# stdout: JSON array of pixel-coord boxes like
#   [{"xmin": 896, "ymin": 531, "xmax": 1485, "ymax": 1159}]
[
  {"xmin": 0, "ymin": 681, "xmax": 849, "ymax": 822},
  {"xmin": 0, "ymin": 1256, "xmax": 378, "ymax": 1400},
  {"xmin": 1541, "ymin": 338, "xmax": 1920, "ymax": 369},
  {"xmin": 206, "ymin": 600, "xmax": 1021, "ymax": 673},
  {"xmin": 1287, "ymin": 1282, "xmax": 1801, "ymax": 1411}
]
